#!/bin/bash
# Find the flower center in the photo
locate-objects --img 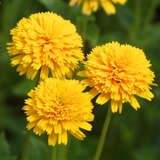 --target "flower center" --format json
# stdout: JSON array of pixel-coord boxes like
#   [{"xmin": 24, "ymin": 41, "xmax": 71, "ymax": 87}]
[
  {"xmin": 109, "ymin": 66, "xmax": 124, "ymax": 83},
  {"xmin": 45, "ymin": 96, "xmax": 74, "ymax": 121}
]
